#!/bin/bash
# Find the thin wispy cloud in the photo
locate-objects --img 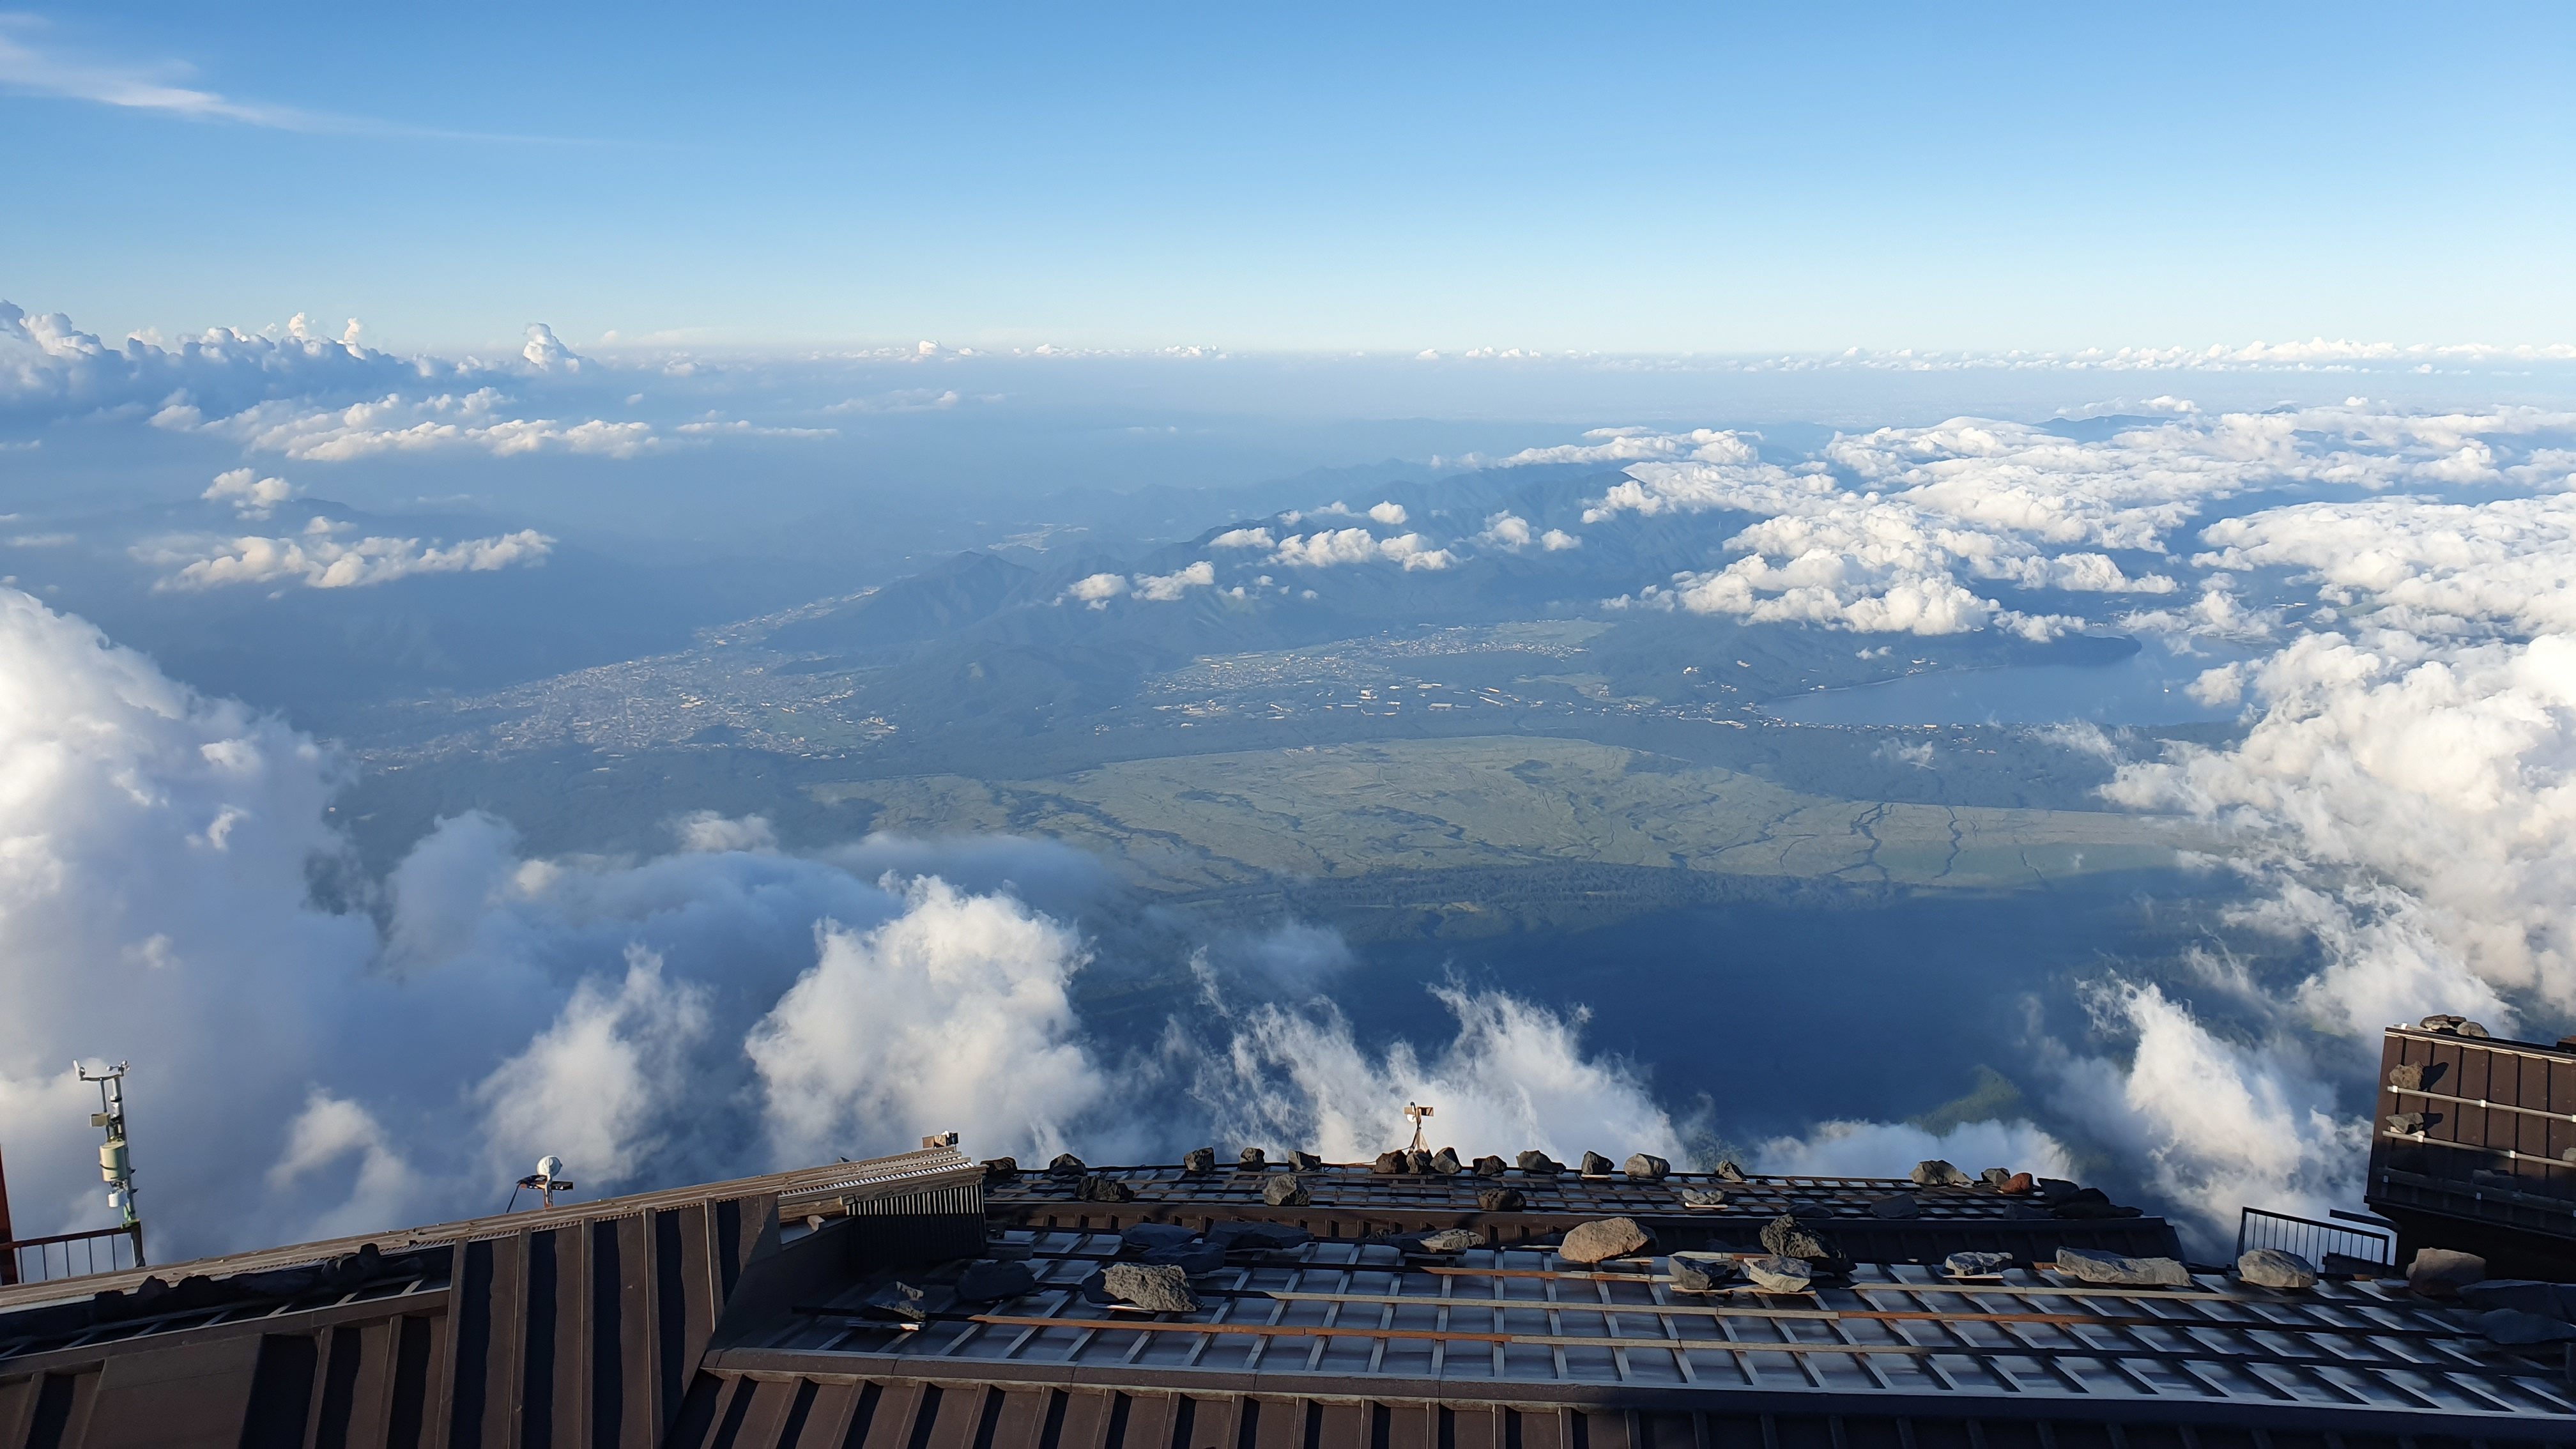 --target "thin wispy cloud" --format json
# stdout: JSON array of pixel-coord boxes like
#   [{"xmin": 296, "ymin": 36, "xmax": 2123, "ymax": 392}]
[{"xmin": 0, "ymin": 15, "xmax": 568, "ymax": 141}]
